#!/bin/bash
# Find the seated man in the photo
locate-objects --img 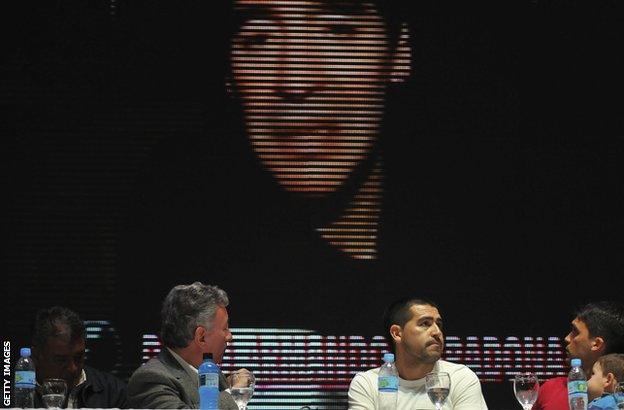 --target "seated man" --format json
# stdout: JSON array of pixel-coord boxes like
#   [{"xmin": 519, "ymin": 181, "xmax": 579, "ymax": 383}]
[
  {"xmin": 533, "ymin": 301, "xmax": 624, "ymax": 410},
  {"xmin": 348, "ymin": 297, "xmax": 488, "ymax": 409},
  {"xmin": 126, "ymin": 282, "xmax": 240, "ymax": 409},
  {"xmin": 587, "ymin": 353, "xmax": 624, "ymax": 410},
  {"xmin": 31, "ymin": 306, "xmax": 127, "ymax": 408}
]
